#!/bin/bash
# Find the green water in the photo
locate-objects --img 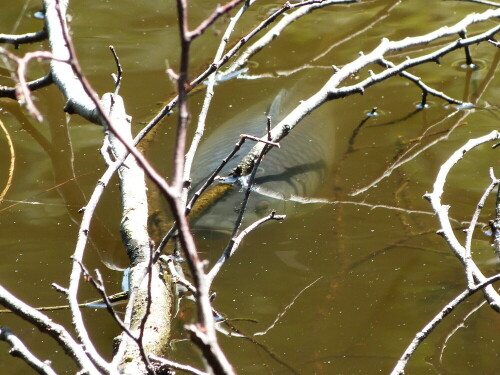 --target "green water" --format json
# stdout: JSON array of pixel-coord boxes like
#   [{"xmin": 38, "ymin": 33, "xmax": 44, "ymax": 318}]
[{"xmin": 0, "ymin": 1, "xmax": 499, "ymax": 374}]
